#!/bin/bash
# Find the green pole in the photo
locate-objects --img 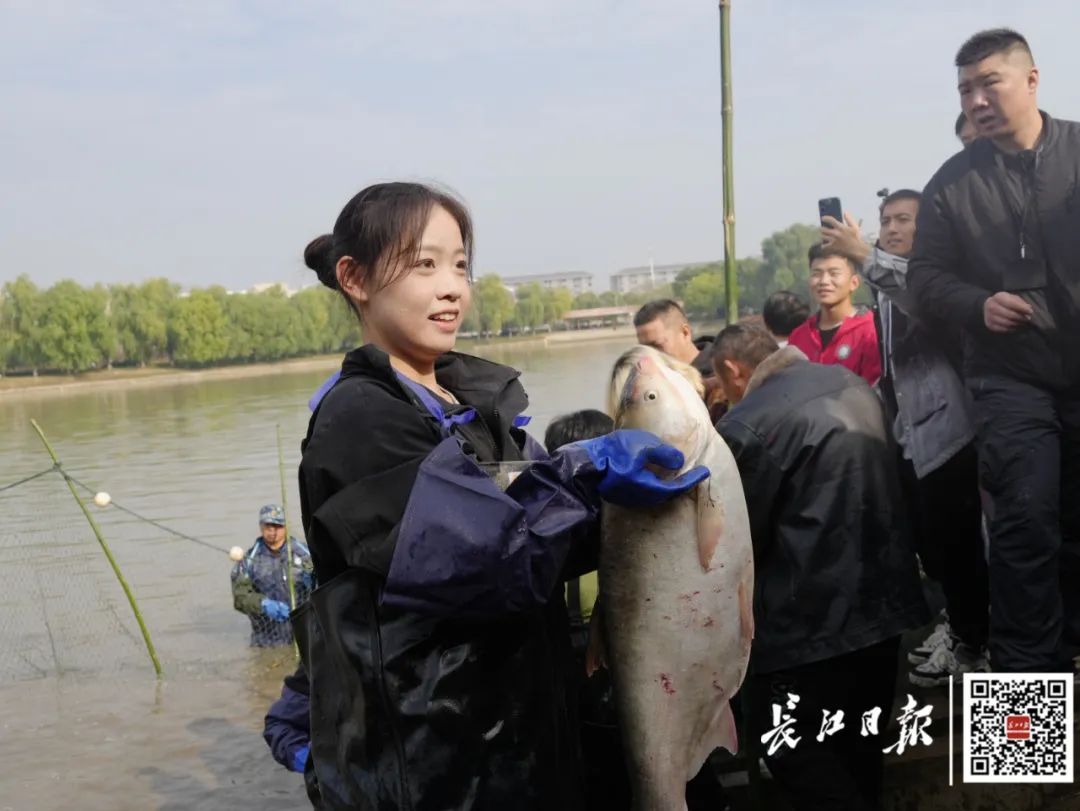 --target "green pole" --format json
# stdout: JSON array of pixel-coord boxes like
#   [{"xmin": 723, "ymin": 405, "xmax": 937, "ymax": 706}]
[
  {"xmin": 720, "ymin": 0, "xmax": 739, "ymax": 325},
  {"xmin": 30, "ymin": 419, "xmax": 162, "ymax": 678},
  {"xmin": 276, "ymin": 424, "xmax": 298, "ymax": 614},
  {"xmin": 276, "ymin": 424, "xmax": 300, "ymax": 661}
]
